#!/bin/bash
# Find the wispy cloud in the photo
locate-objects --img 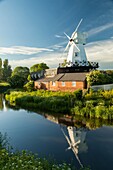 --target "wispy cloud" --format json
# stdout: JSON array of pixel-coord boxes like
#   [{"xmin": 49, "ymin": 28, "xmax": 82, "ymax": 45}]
[
  {"xmin": 9, "ymin": 52, "xmax": 66, "ymax": 69},
  {"xmin": 3, "ymin": 39, "xmax": 113, "ymax": 70},
  {"xmin": 0, "ymin": 46, "xmax": 53, "ymax": 55},
  {"xmin": 85, "ymin": 39, "xmax": 113, "ymax": 69},
  {"xmin": 88, "ymin": 22, "xmax": 113, "ymax": 37},
  {"xmin": 55, "ymin": 34, "xmax": 66, "ymax": 39}
]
